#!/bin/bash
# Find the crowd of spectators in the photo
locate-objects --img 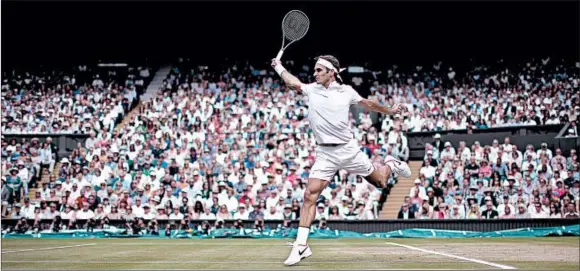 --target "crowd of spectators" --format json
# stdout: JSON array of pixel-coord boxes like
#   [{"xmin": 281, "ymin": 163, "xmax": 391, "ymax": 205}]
[
  {"xmin": 1, "ymin": 65, "xmax": 150, "ymax": 134},
  {"xmin": 1, "ymin": 64, "xmax": 150, "ymax": 219},
  {"xmin": 398, "ymin": 136, "xmax": 580, "ymax": 219},
  {"xmin": 369, "ymin": 58, "xmax": 579, "ymax": 133},
  {"xmin": 2, "ymin": 57, "xmax": 579, "ymax": 234}
]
